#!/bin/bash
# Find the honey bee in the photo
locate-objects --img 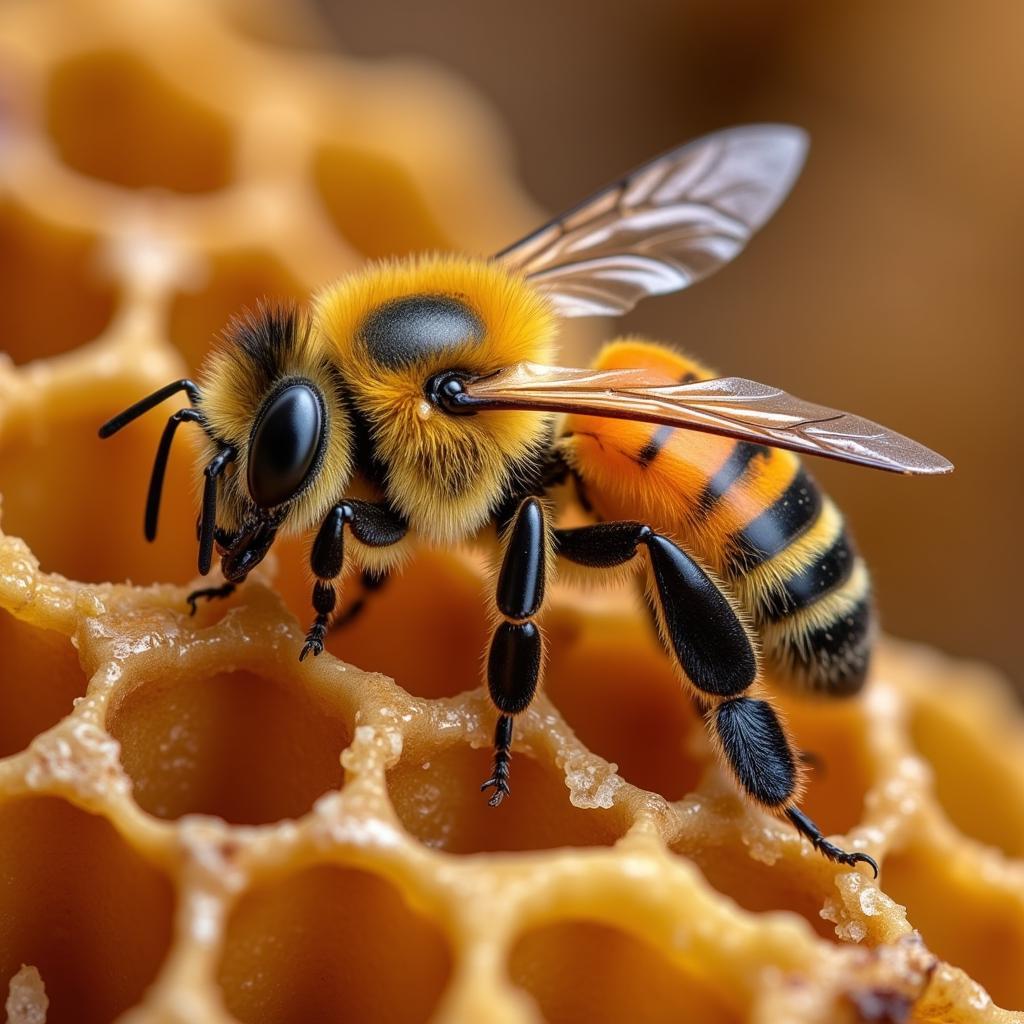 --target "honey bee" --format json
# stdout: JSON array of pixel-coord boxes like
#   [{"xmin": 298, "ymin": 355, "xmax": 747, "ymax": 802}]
[{"xmin": 100, "ymin": 125, "xmax": 950, "ymax": 874}]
